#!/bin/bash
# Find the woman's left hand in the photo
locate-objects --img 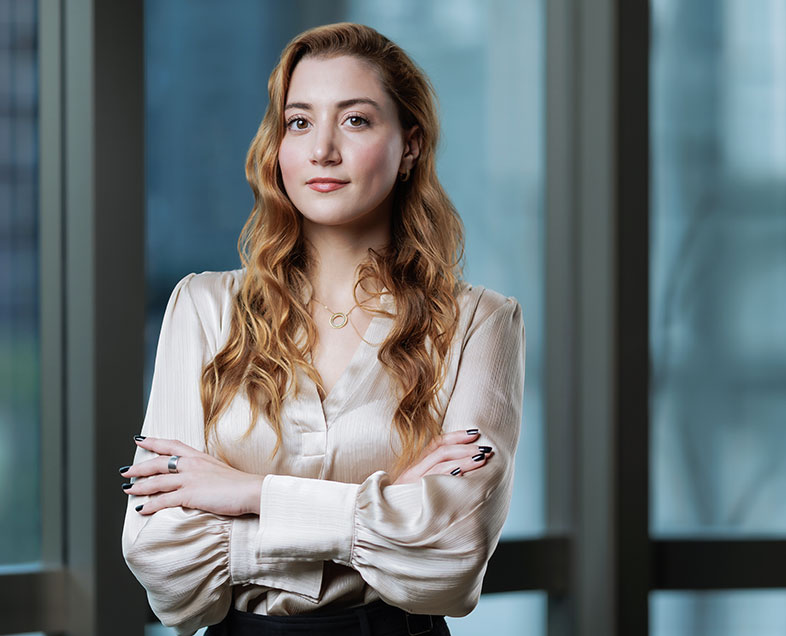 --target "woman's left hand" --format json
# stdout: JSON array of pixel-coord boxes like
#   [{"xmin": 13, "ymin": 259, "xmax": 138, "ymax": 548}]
[{"xmin": 122, "ymin": 437, "xmax": 263, "ymax": 517}]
